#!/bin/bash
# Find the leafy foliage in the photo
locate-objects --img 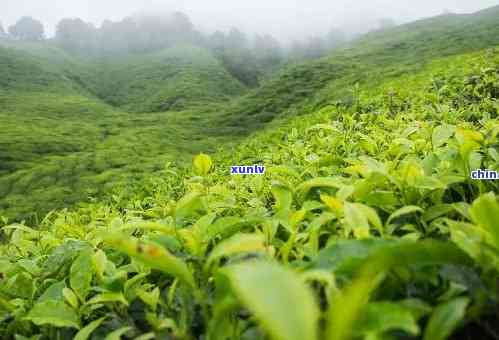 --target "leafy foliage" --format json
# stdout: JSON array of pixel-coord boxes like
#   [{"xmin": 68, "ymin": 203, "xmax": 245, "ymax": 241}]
[
  {"xmin": 1, "ymin": 40, "xmax": 498, "ymax": 339},
  {"xmin": 2, "ymin": 5, "xmax": 499, "ymax": 222}
]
